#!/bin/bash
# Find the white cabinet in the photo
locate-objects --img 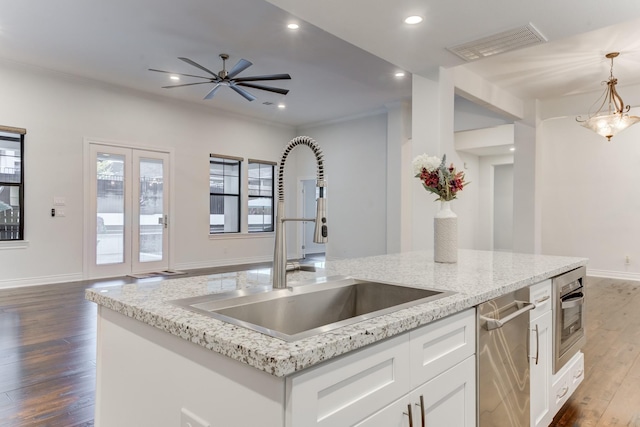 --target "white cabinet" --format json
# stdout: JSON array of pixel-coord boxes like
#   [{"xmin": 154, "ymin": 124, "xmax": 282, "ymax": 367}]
[
  {"xmin": 529, "ymin": 279, "xmax": 553, "ymax": 427},
  {"xmin": 286, "ymin": 309, "xmax": 476, "ymax": 427},
  {"xmin": 355, "ymin": 356, "xmax": 476, "ymax": 427},
  {"xmin": 551, "ymin": 351, "xmax": 584, "ymax": 414},
  {"xmin": 530, "ymin": 310, "xmax": 553, "ymax": 427}
]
